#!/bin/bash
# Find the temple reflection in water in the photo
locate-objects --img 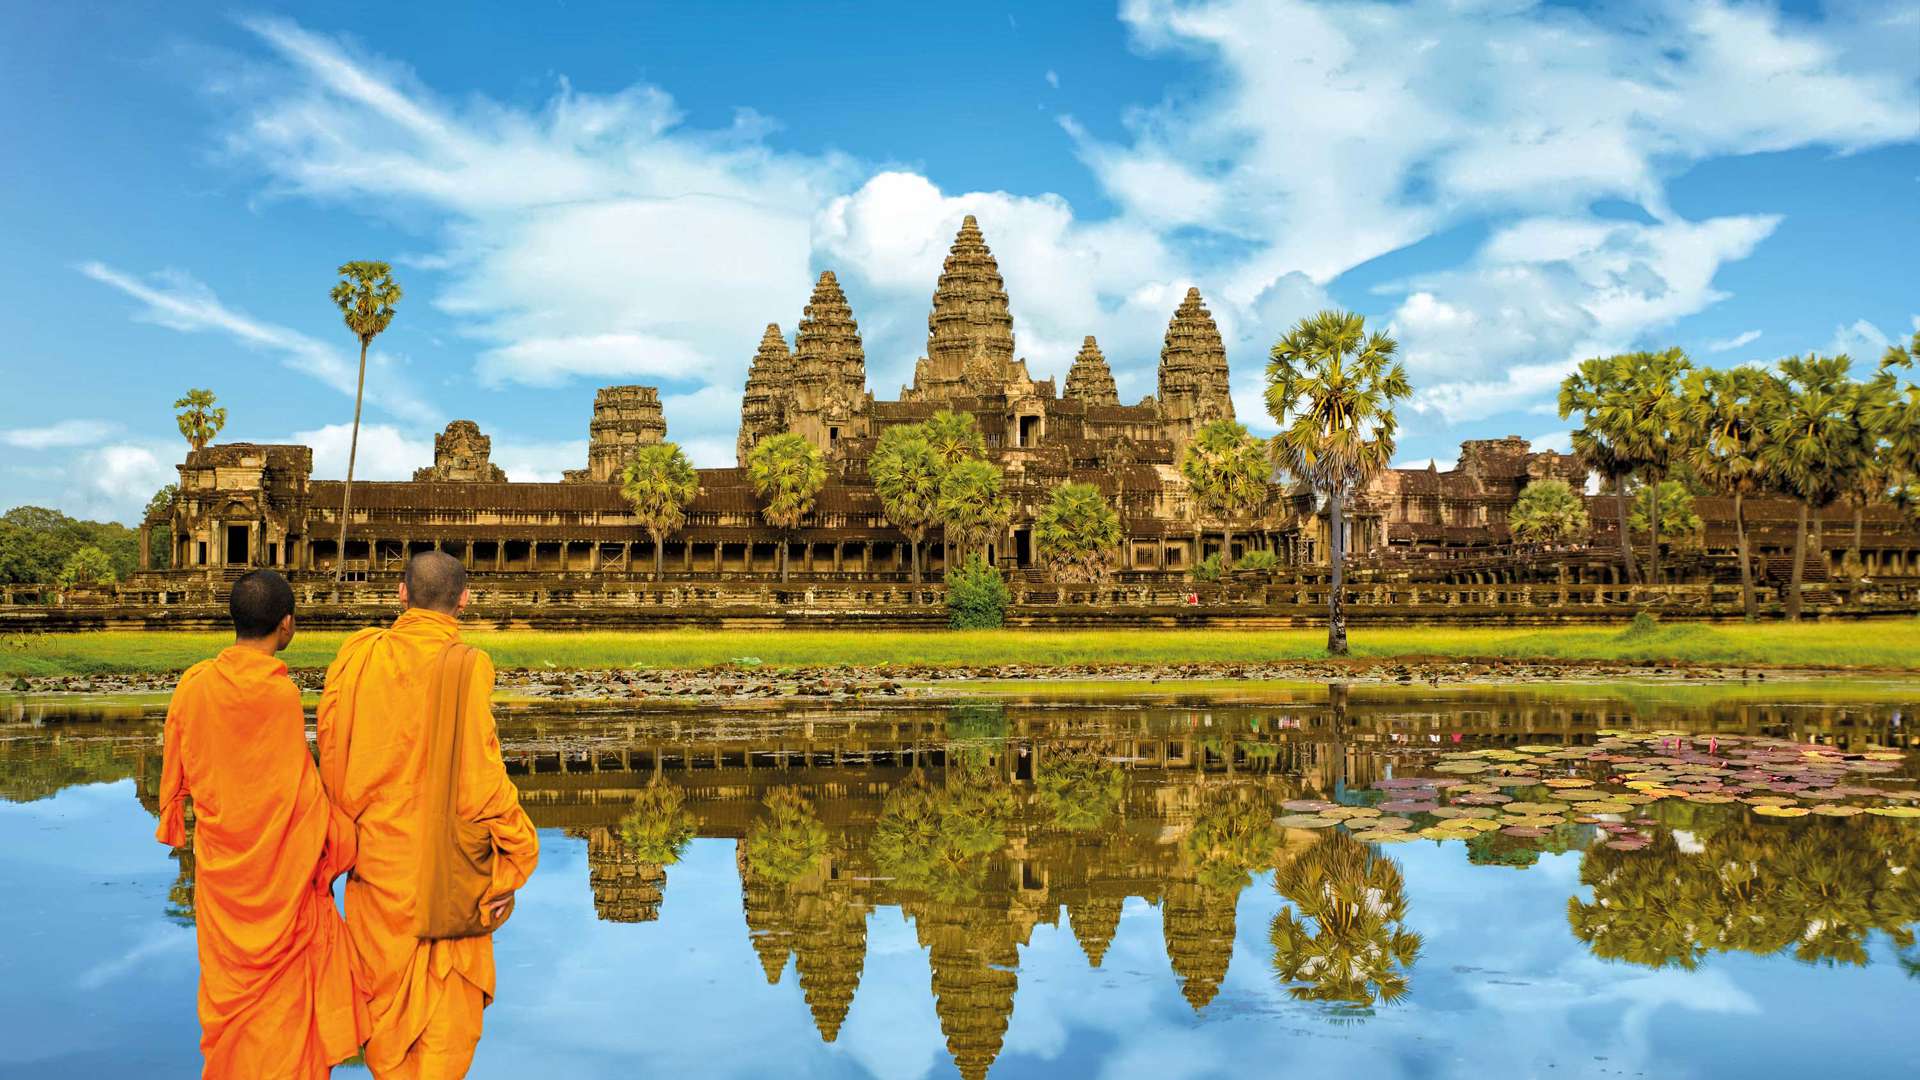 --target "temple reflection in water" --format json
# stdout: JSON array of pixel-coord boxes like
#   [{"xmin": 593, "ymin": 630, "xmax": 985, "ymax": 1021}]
[{"xmin": 4, "ymin": 687, "xmax": 1915, "ymax": 1080}]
